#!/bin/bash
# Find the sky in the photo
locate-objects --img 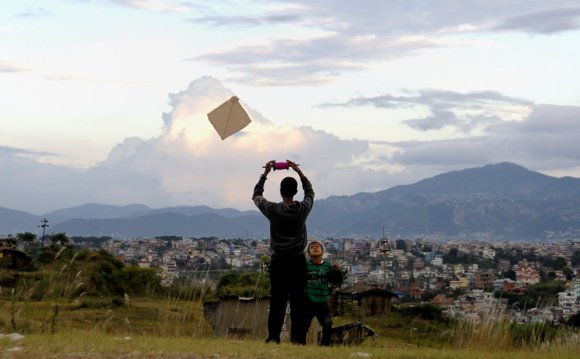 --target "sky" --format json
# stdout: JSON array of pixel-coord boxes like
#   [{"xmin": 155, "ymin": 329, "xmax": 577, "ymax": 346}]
[{"xmin": 1, "ymin": 0, "xmax": 580, "ymax": 214}]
